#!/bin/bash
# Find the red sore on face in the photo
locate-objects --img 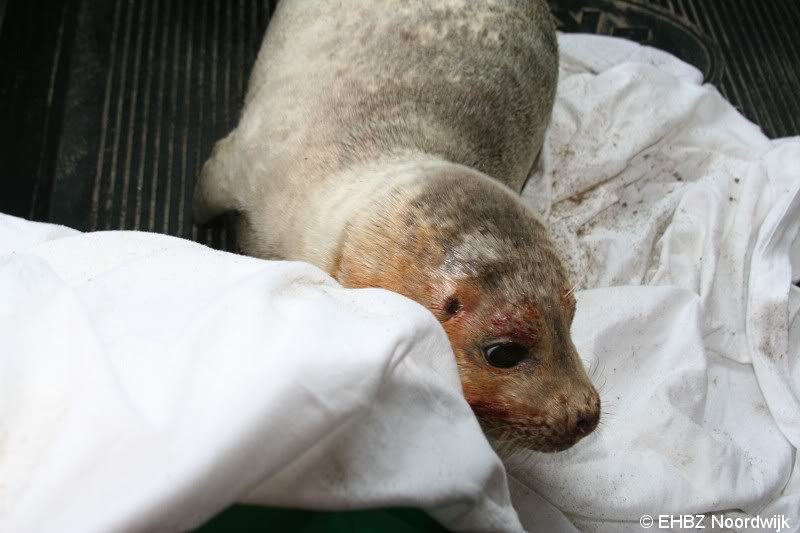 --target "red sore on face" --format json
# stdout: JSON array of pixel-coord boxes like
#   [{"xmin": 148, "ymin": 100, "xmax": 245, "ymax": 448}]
[{"xmin": 488, "ymin": 305, "xmax": 541, "ymax": 347}]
